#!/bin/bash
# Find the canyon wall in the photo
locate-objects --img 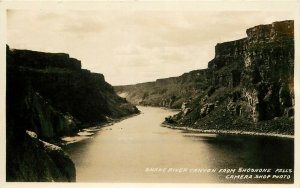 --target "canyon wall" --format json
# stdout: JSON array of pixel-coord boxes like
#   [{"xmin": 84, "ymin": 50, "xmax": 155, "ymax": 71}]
[
  {"xmin": 115, "ymin": 20, "xmax": 294, "ymax": 134},
  {"xmin": 6, "ymin": 46, "xmax": 139, "ymax": 181},
  {"xmin": 115, "ymin": 69, "xmax": 212, "ymax": 109}
]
